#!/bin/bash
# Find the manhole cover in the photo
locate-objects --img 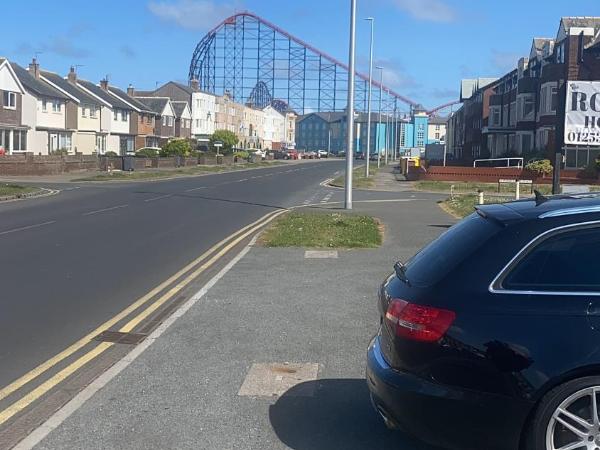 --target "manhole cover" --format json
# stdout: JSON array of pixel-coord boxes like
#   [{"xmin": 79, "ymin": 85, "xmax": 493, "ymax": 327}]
[
  {"xmin": 304, "ymin": 250, "xmax": 338, "ymax": 259},
  {"xmin": 238, "ymin": 363, "xmax": 319, "ymax": 397},
  {"xmin": 94, "ymin": 330, "xmax": 147, "ymax": 345}
]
